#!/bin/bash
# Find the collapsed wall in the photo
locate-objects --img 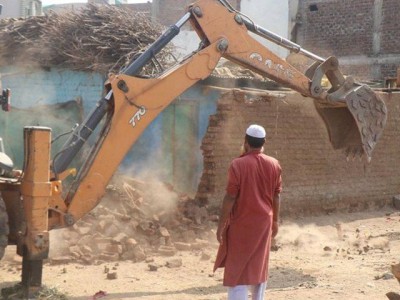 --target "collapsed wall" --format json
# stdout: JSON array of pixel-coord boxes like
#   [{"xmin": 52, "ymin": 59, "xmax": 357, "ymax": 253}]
[{"xmin": 196, "ymin": 89, "xmax": 400, "ymax": 216}]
